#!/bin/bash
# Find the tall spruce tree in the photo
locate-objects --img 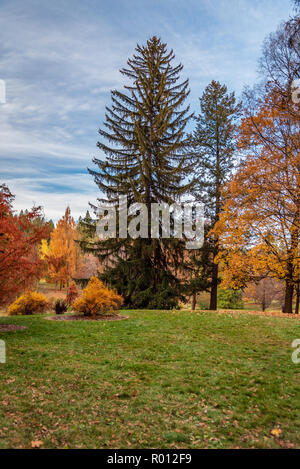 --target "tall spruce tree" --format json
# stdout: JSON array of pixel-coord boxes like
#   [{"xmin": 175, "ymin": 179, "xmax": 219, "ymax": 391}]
[
  {"xmin": 191, "ymin": 81, "xmax": 240, "ymax": 310},
  {"xmin": 86, "ymin": 36, "xmax": 193, "ymax": 309}
]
